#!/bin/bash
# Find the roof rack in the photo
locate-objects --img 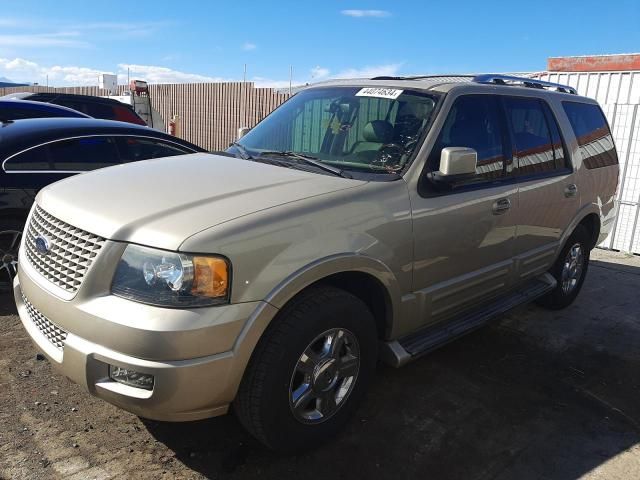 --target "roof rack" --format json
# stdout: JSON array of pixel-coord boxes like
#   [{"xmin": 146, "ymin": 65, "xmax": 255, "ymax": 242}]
[{"xmin": 472, "ymin": 74, "xmax": 577, "ymax": 94}]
